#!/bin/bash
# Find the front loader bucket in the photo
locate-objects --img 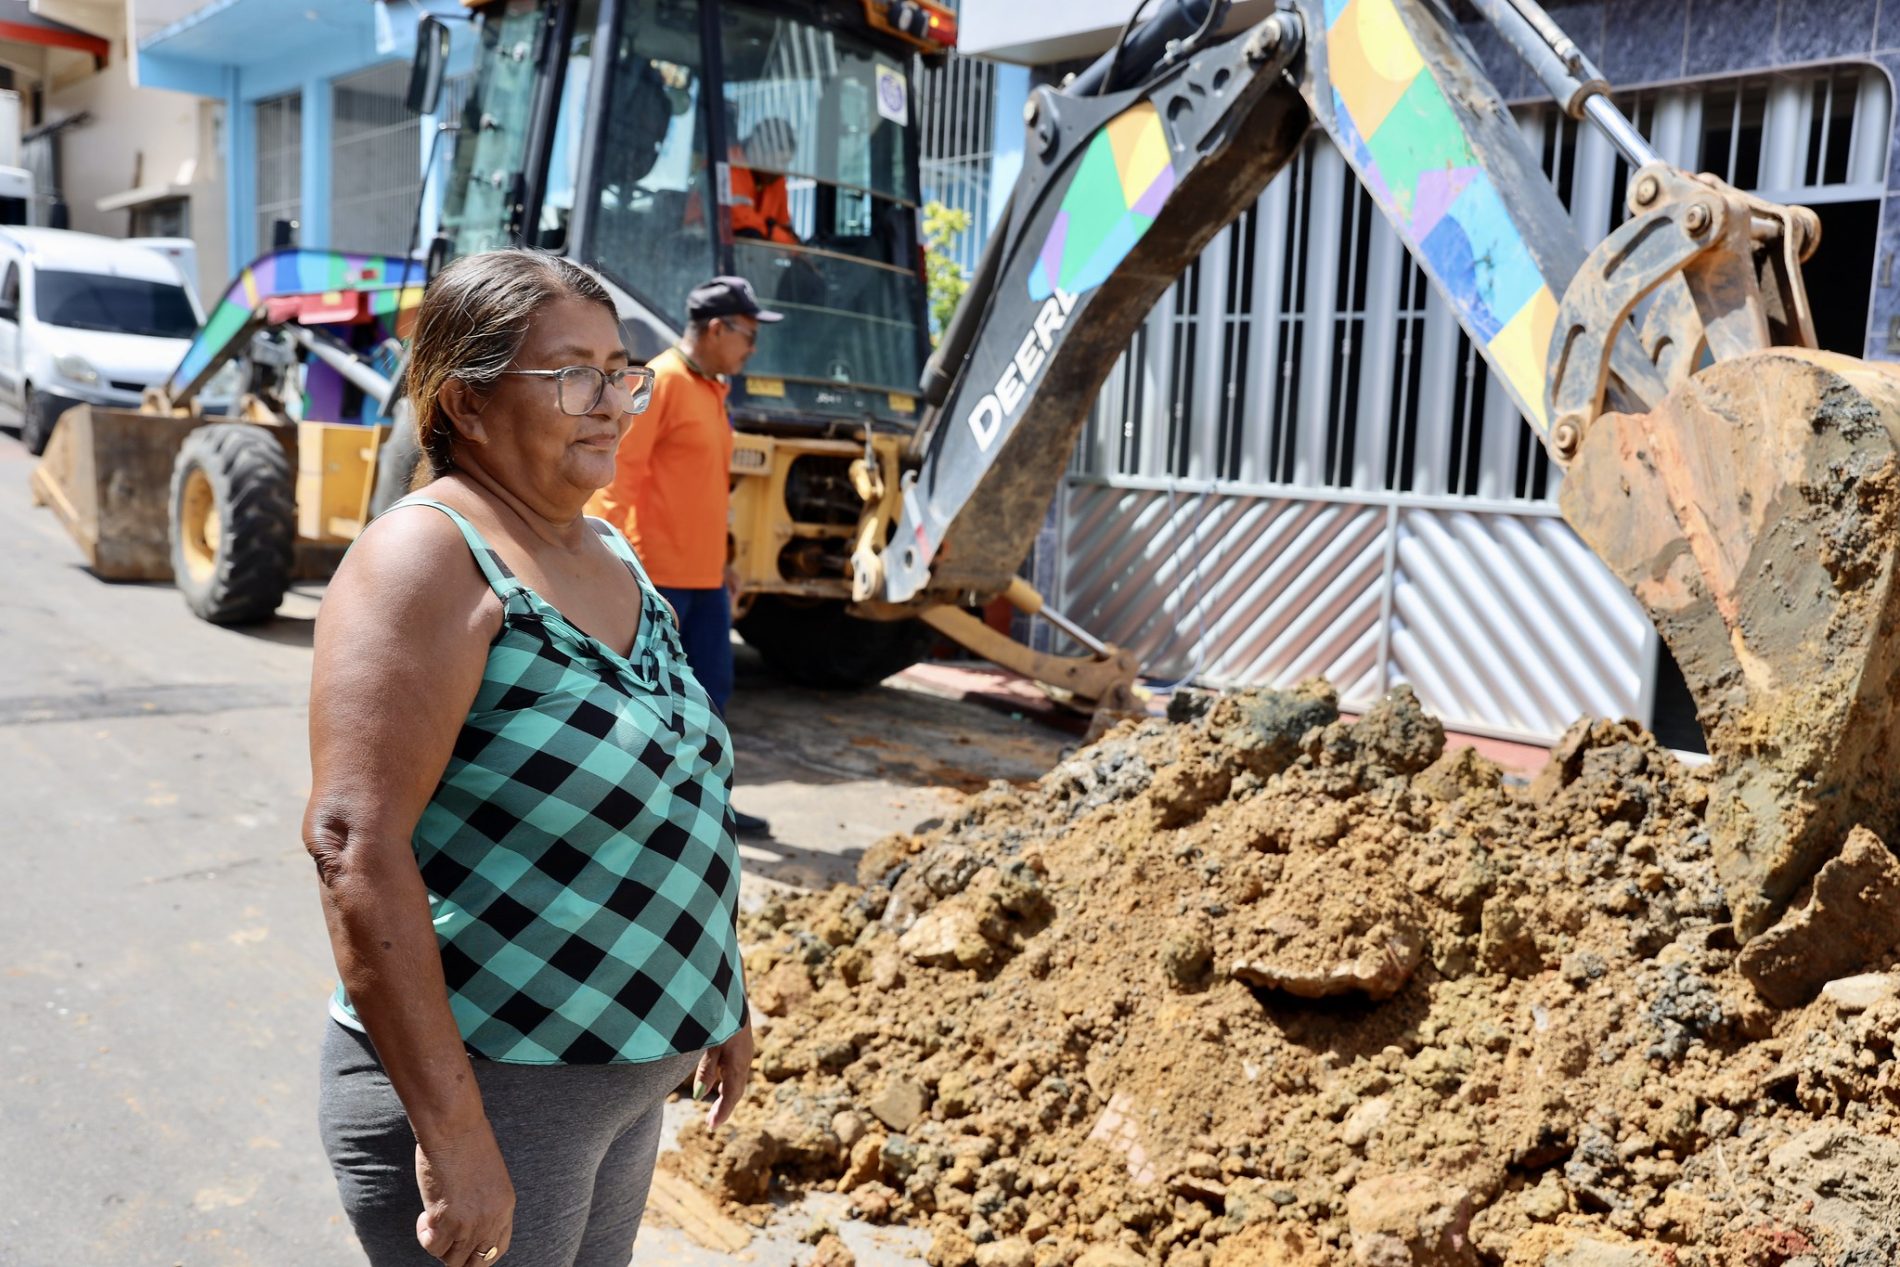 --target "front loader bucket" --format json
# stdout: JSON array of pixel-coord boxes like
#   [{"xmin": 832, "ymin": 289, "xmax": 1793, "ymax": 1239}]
[
  {"xmin": 30, "ymin": 407, "xmax": 204, "ymax": 580},
  {"xmin": 1561, "ymin": 348, "xmax": 1900, "ymax": 936}
]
